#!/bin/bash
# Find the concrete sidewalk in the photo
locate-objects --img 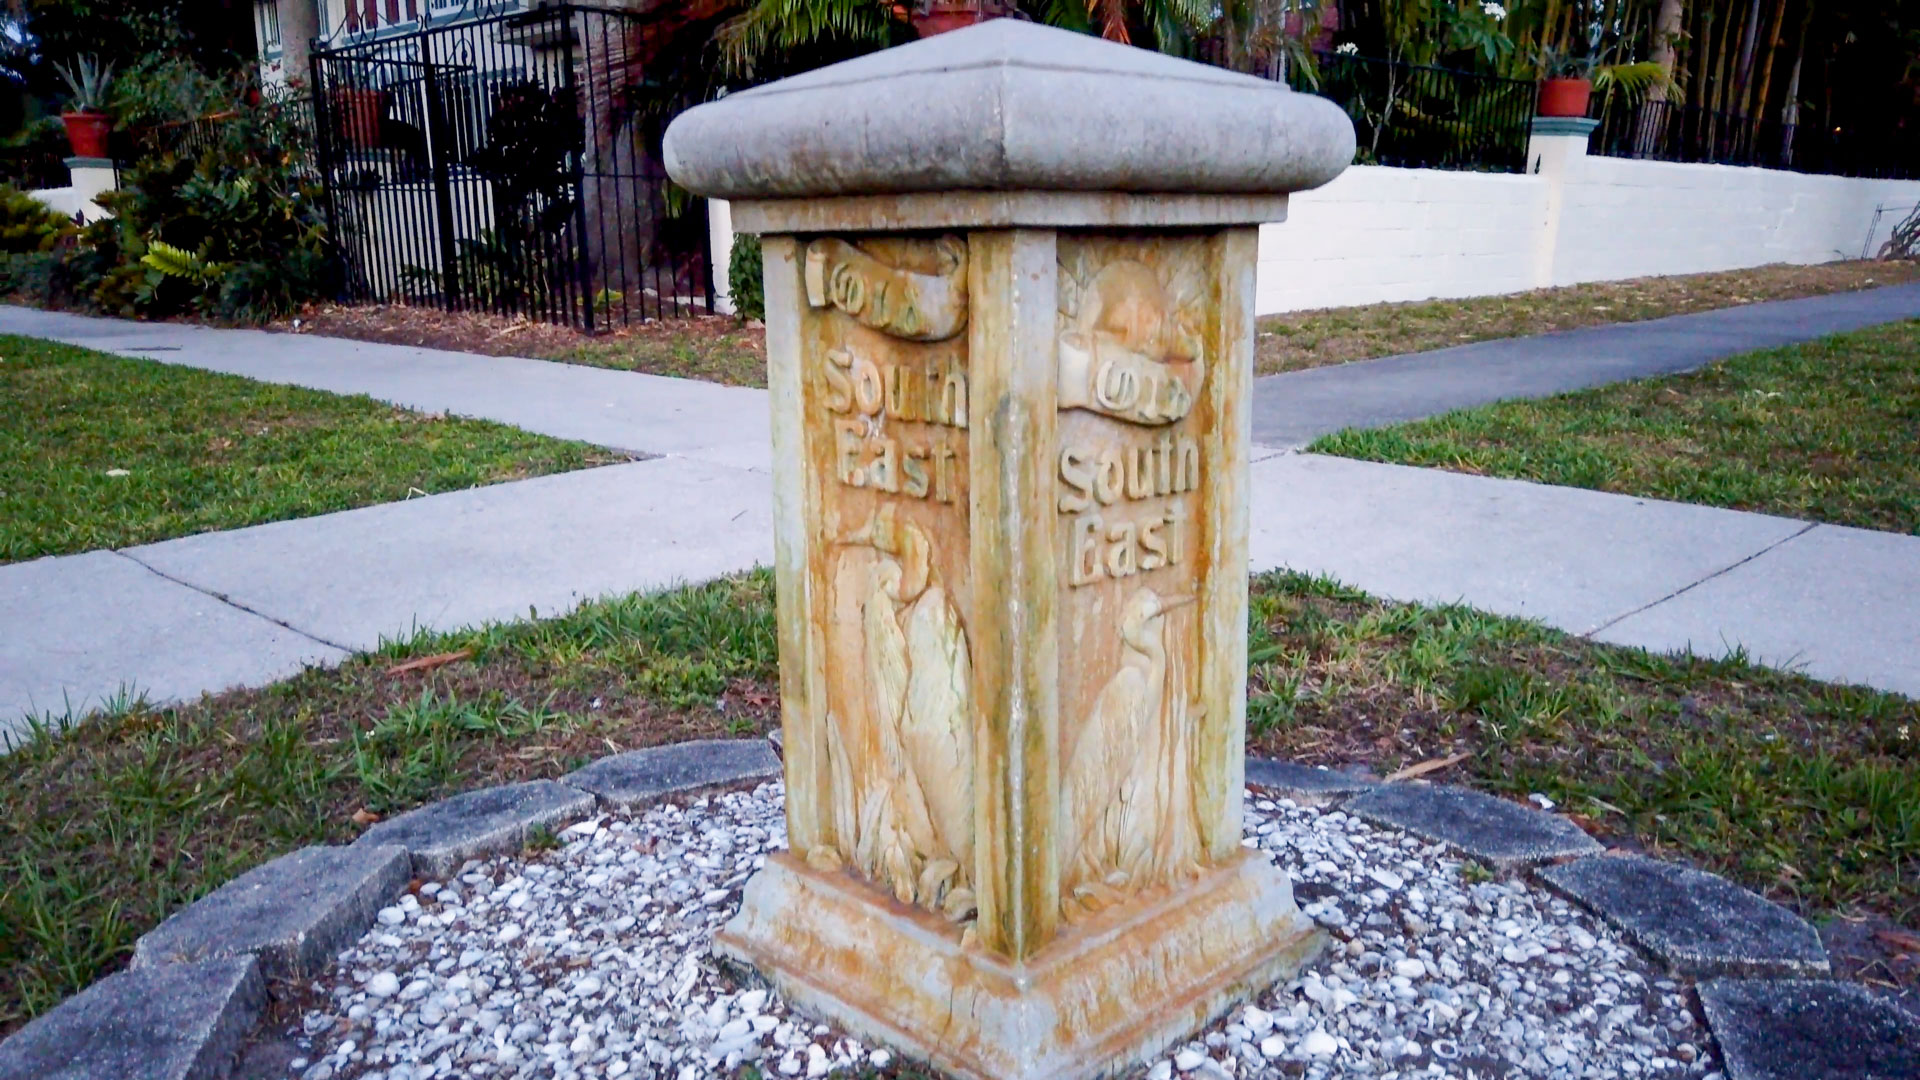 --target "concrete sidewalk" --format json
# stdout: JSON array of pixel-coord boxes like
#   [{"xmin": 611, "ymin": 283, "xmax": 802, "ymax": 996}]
[
  {"xmin": 9, "ymin": 449, "xmax": 1914, "ymax": 740},
  {"xmin": 1250, "ymin": 281, "xmax": 1920, "ymax": 447},
  {"xmin": 0, "ymin": 306, "xmax": 771, "ymax": 469},
  {"xmin": 3, "ymin": 457, "xmax": 773, "ymax": 738},
  {"xmin": 1248, "ymin": 454, "xmax": 1920, "ymax": 697},
  {"xmin": 5, "ymin": 292, "xmax": 1919, "ymax": 740}
]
